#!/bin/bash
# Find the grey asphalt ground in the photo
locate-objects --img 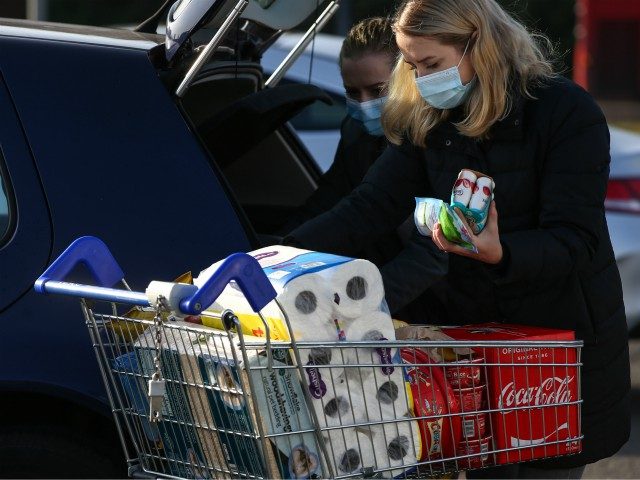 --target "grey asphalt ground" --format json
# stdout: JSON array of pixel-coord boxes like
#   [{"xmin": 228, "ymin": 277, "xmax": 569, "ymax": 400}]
[{"xmin": 583, "ymin": 339, "xmax": 640, "ymax": 479}]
